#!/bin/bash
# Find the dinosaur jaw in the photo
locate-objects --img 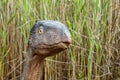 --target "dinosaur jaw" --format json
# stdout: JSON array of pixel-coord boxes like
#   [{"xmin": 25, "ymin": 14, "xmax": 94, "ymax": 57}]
[{"xmin": 31, "ymin": 42, "xmax": 70, "ymax": 58}]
